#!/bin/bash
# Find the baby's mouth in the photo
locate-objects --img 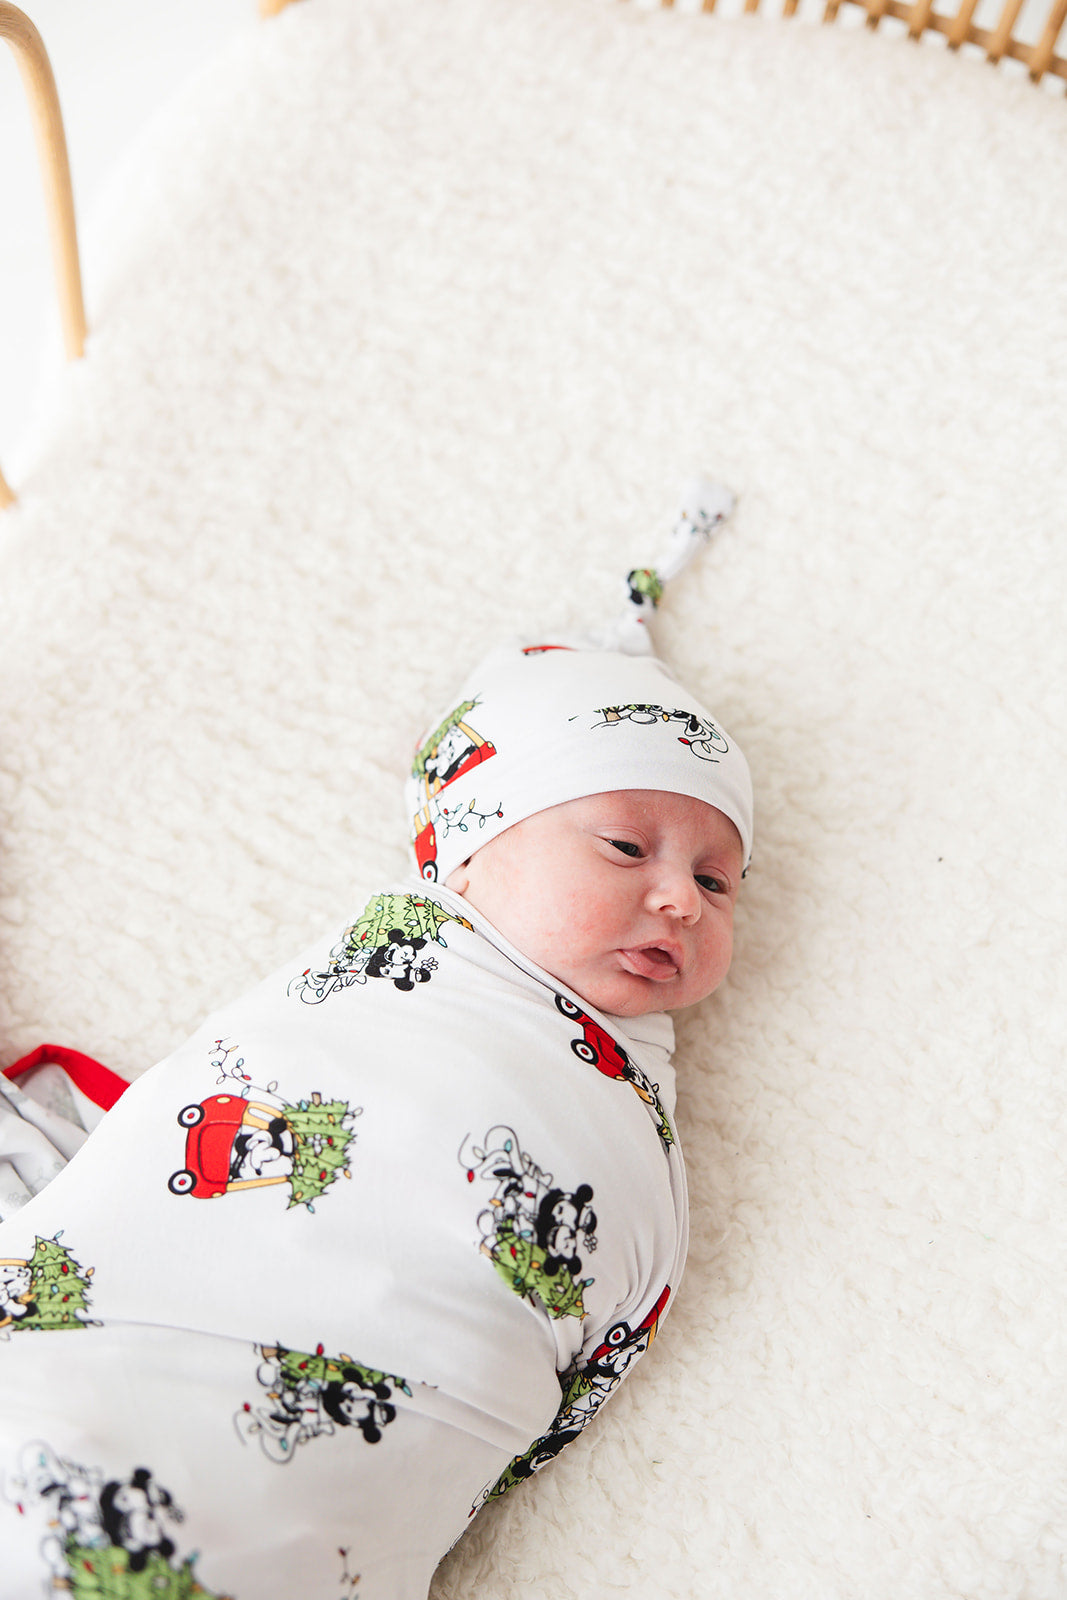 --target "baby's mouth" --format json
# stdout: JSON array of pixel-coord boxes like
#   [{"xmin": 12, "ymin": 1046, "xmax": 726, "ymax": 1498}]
[{"xmin": 618, "ymin": 944, "xmax": 681, "ymax": 981}]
